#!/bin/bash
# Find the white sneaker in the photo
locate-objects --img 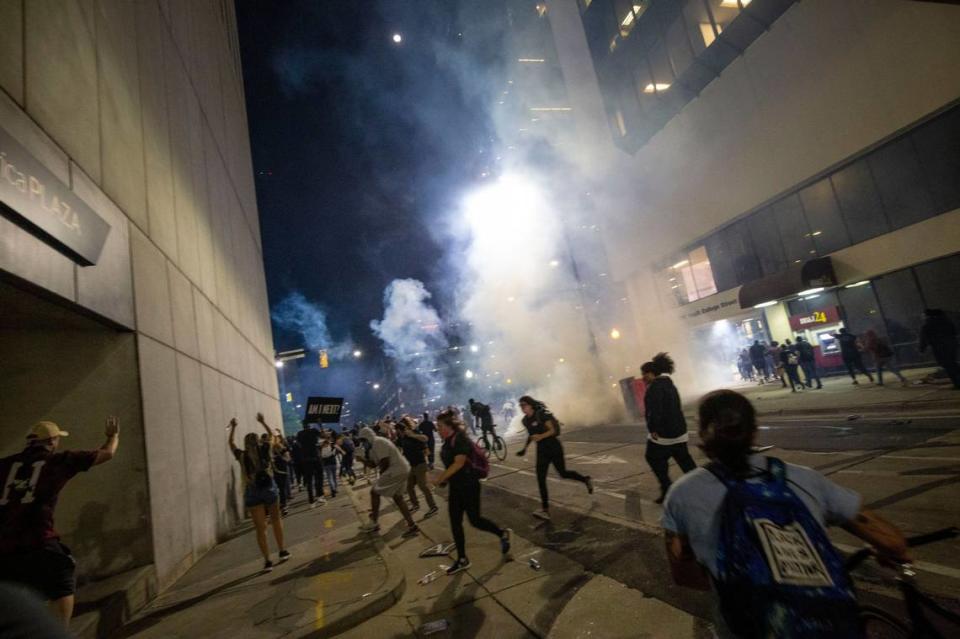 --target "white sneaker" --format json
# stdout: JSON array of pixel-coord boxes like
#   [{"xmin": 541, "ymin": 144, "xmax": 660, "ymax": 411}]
[
  {"xmin": 359, "ymin": 520, "xmax": 380, "ymax": 533},
  {"xmin": 532, "ymin": 509, "xmax": 551, "ymax": 521}
]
